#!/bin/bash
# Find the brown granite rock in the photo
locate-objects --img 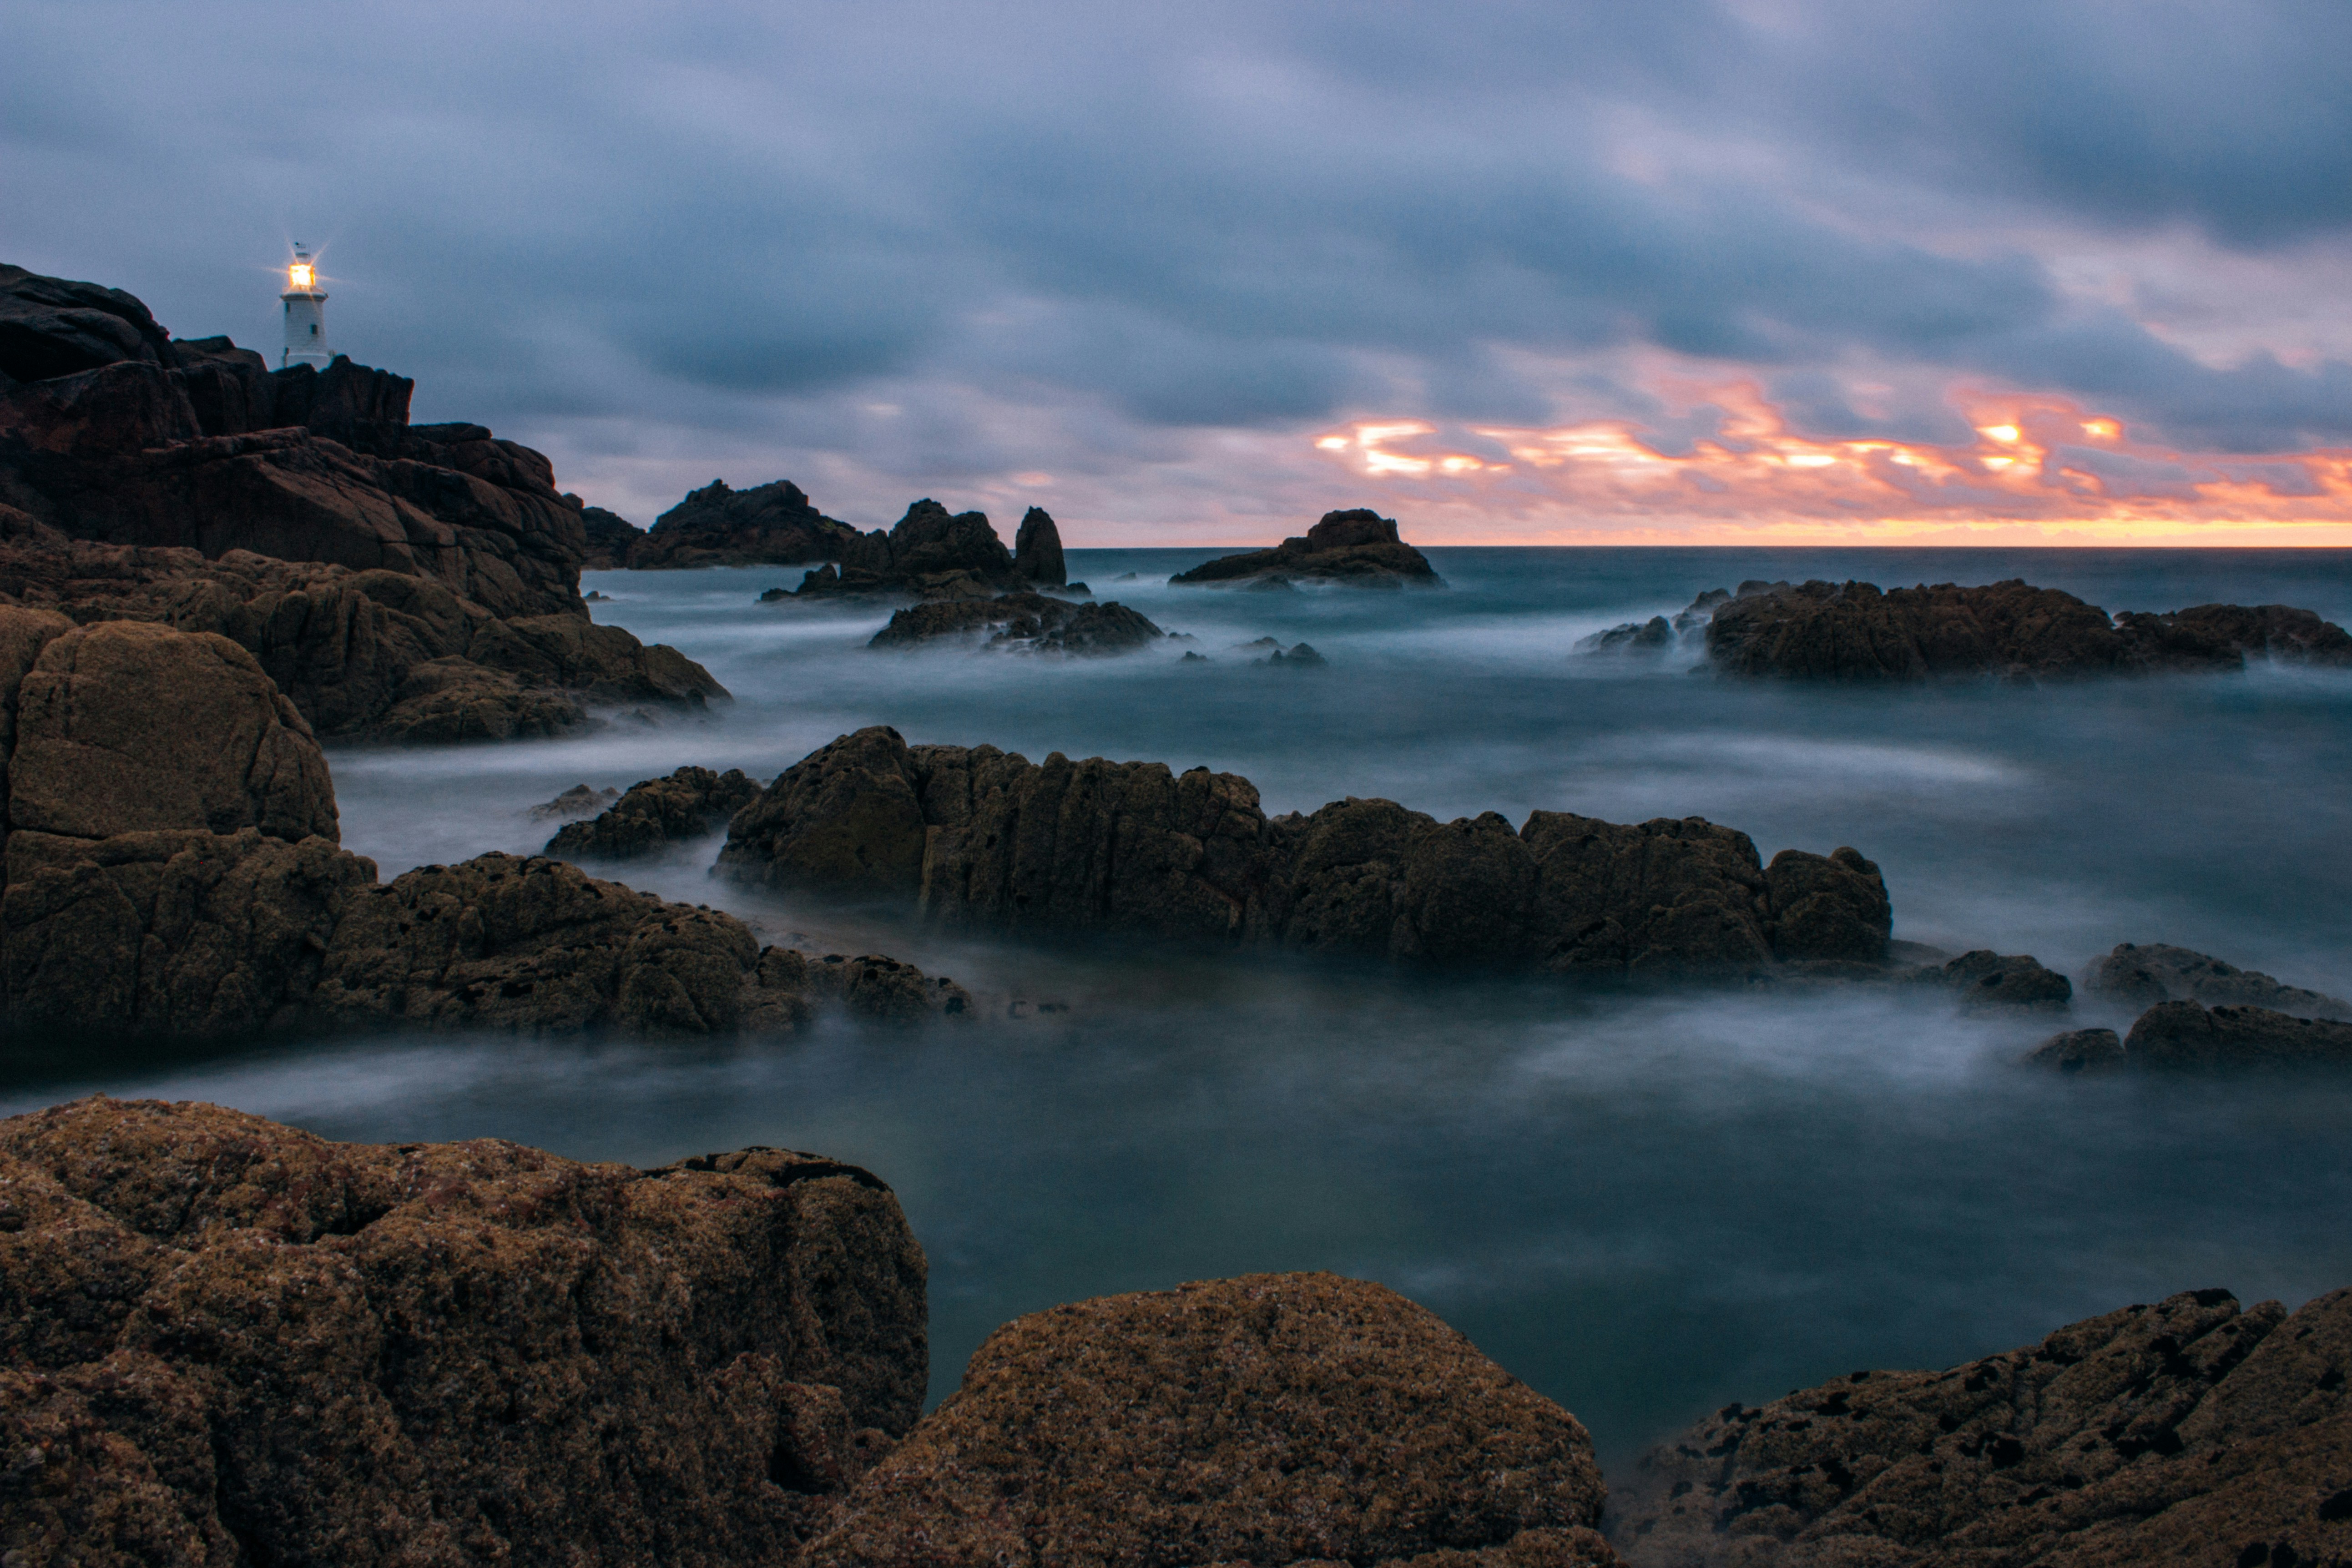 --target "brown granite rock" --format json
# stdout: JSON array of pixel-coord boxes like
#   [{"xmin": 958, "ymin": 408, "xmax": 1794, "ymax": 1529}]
[
  {"xmin": 1611, "ymin": 1286, "xmax": 2352, "ymax": 1568},
  {"xmin": 545, "ymin": 765, "xmax": 763, "ymax": 859},
  {"xmin": 1169, "ymin": 507, "xmax": 1445, "ymax": 590},
  {"xmin": 0, "ymin": 1096, "xmax": 927, "ymax": 1568},
  {"xmin": 2120, "ymin": 998, "xmax": 2352, "ymax": 1067},
  {"xmin": 805, "ymin": 1272, "xmax": 1608, "ymax": 1568},
  {"xmin": 2083, "ymin": 942, "xmax": 2351, "ymax": 1020},
  {"xmin": 721, "ymin": 728, "xmax": 1891, "ymax": 978}
]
